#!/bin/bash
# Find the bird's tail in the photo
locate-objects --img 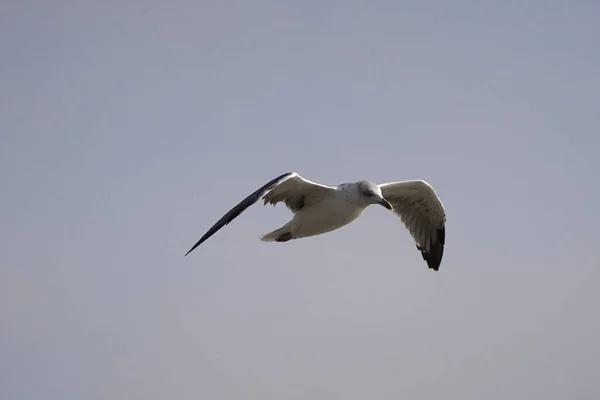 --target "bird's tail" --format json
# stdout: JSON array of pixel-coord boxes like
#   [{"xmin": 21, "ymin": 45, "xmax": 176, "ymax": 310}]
[{"xmin": 261, "ymin": 226, "xmax": 292, "ymax": 242}]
